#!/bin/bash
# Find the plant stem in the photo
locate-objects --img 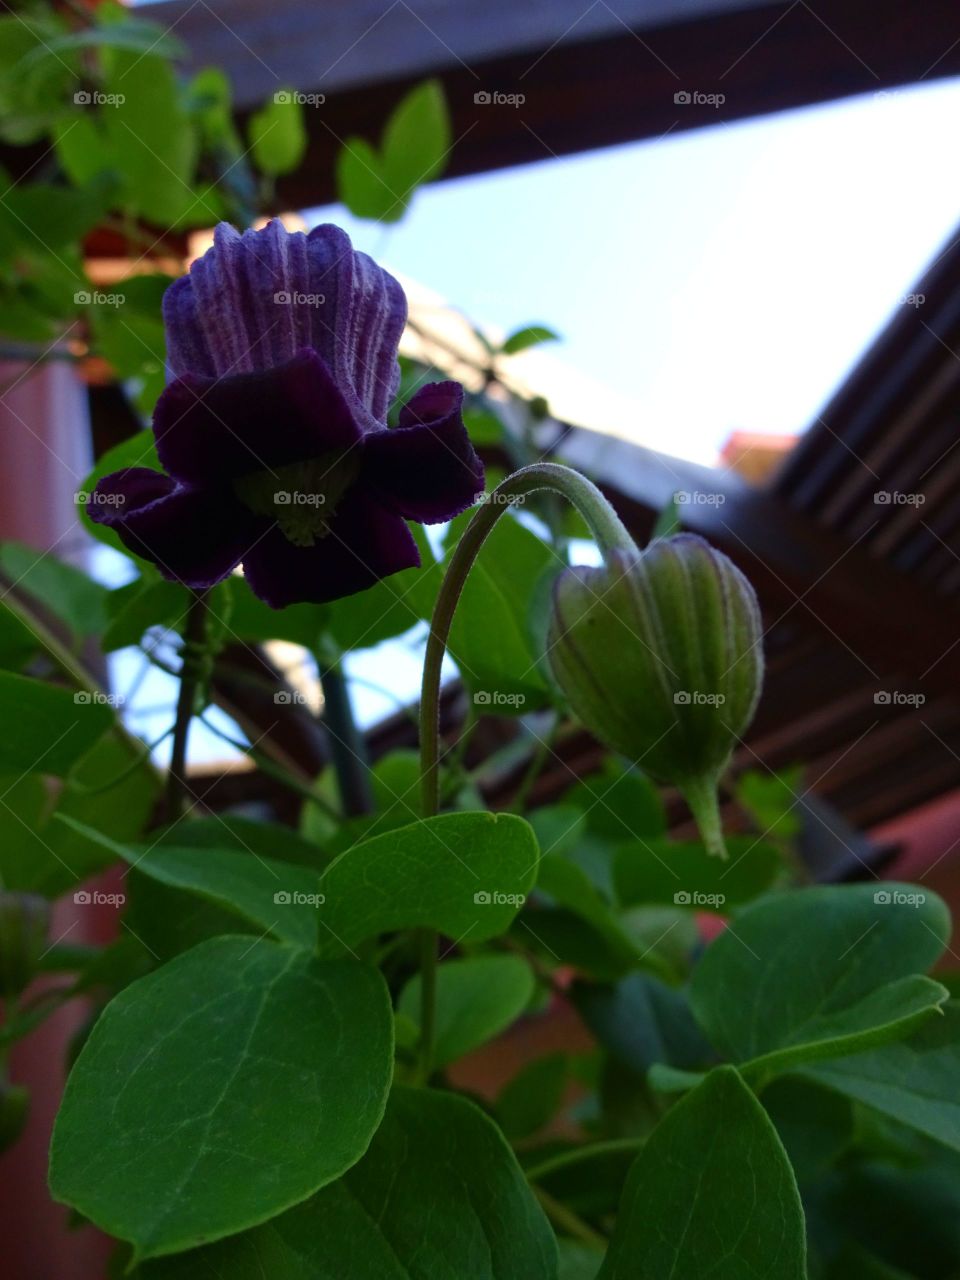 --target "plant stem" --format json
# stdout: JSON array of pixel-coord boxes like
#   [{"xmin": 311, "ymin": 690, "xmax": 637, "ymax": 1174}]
[
  {"xmin": 318, "ymin": 661, "xmax": 373, "ymax": 818},
  {"xmin": 532, "ymin": 1186, "xmax": 608, "ymax": 1250},
  {"xmin": 164, "ymin": 590, "xmax": 208, "ymax": 824},
  {"xmin": 415, "ymin": 463, "xmax": 636, "ymax": 1083},
  {"xmin": 525, "ymin": 1137, "xmax": 644, "ymax": 1184},
  {"xmin": 420, "ymin": 463, "xmax": 635, "ymax": 819}
]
